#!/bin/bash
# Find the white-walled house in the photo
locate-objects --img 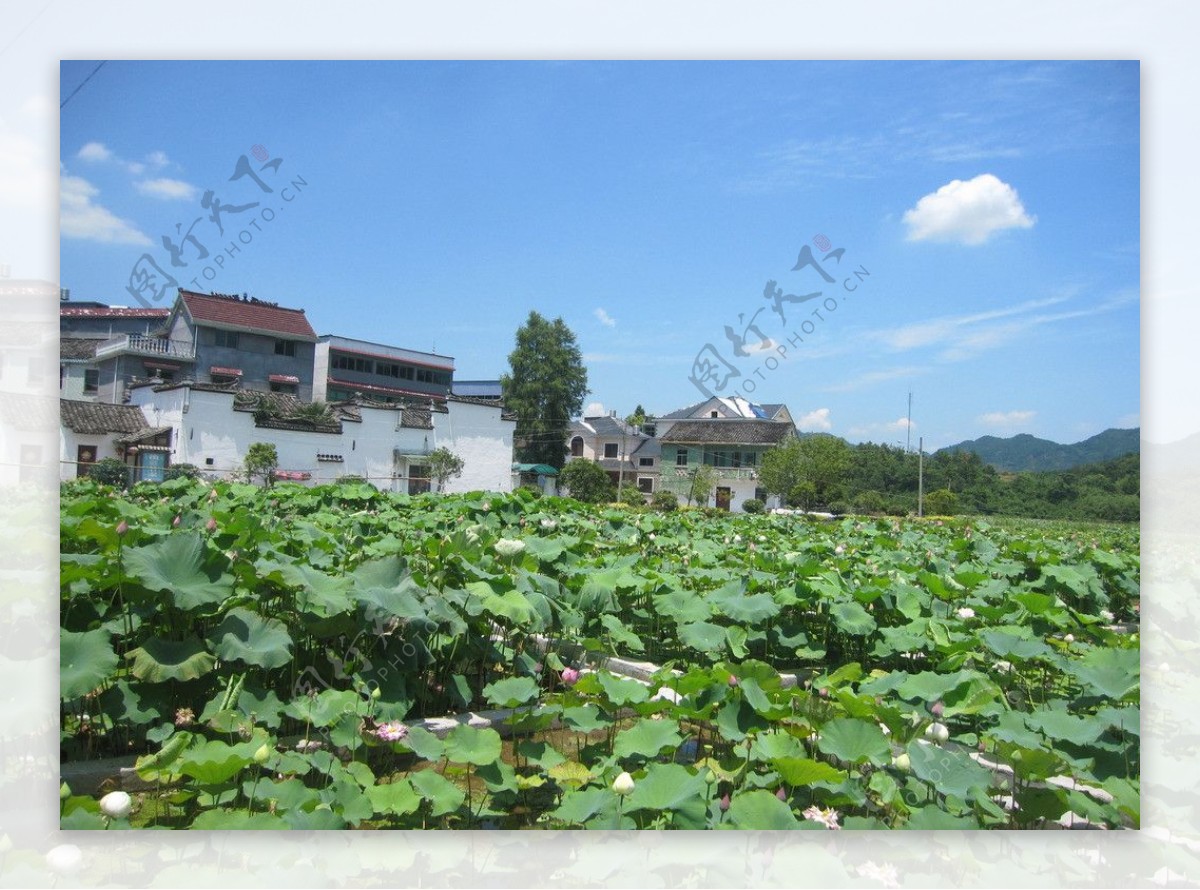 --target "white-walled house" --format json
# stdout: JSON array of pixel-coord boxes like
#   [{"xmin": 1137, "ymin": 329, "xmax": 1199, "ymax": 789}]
[
  {"xmin": 122, "ymin": 382, "xmax": 514, "ymax": 493},
  {"xmin": 60, "ymin": 399, "xmax": 173, "ymax": 483}
]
